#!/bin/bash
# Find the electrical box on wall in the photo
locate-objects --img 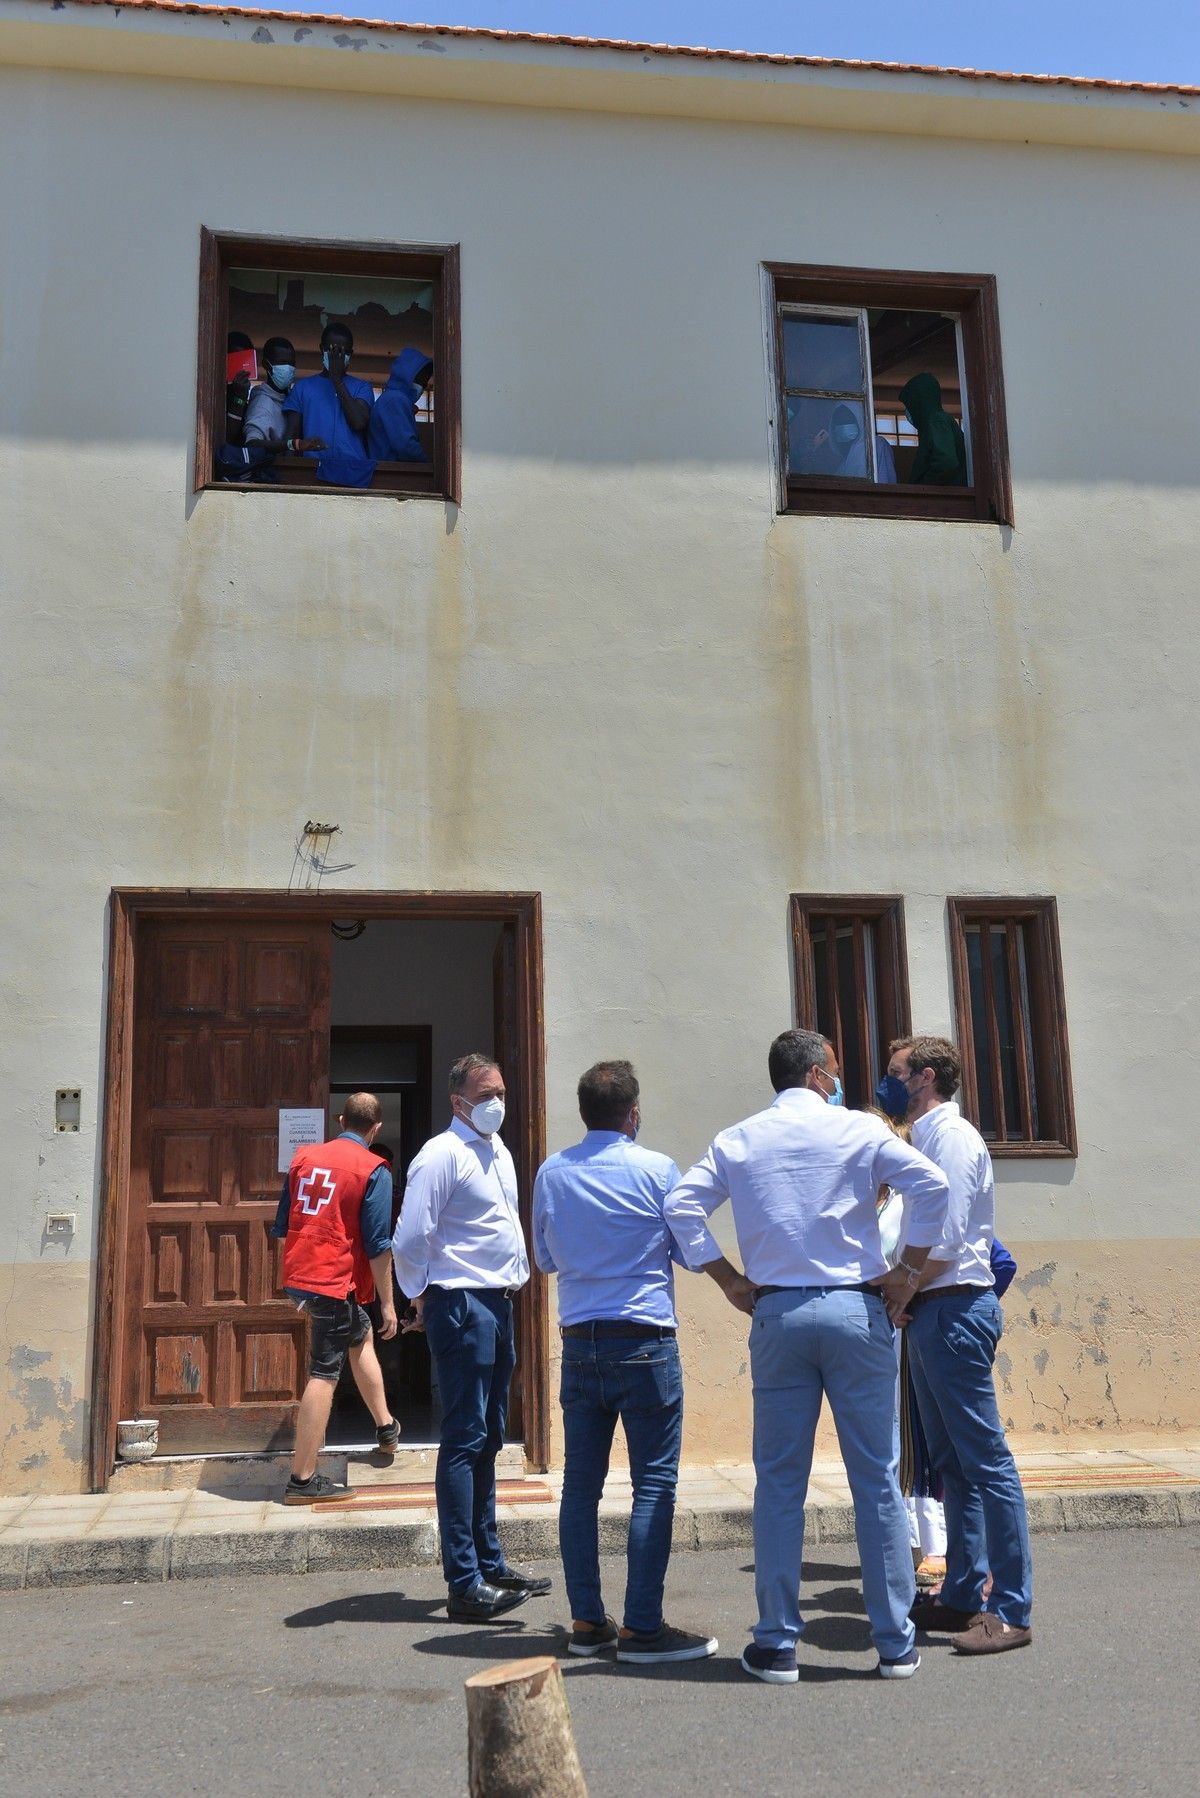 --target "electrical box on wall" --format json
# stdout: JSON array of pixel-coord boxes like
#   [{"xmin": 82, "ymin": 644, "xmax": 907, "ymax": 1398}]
[{"xmin": 55, "ymin": 1089, "xmax": 81, "ymax": 1132}]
